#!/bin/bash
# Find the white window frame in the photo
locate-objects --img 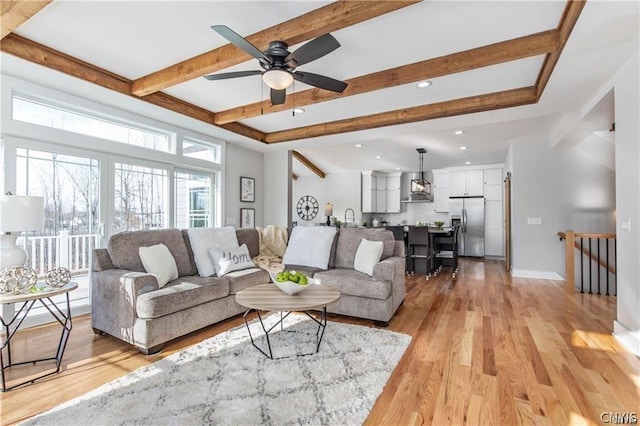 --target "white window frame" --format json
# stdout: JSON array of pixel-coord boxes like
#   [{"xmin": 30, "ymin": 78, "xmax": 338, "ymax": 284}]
[{"xmin": 1, "ymin": 75, "xmax": 227, "ymax": 328}]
